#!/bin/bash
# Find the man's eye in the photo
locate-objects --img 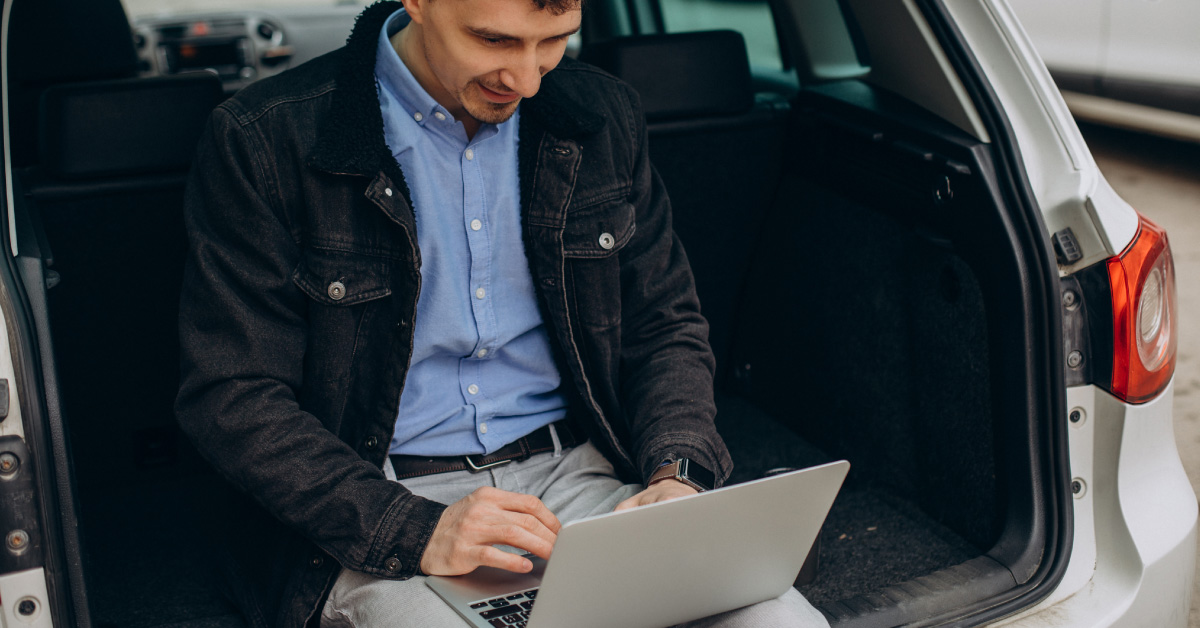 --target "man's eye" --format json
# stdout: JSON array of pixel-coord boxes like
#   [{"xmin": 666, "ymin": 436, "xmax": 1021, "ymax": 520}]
[{"xmin": 482, "ymin": 37, "xmax": 506, "ymax": 45}]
